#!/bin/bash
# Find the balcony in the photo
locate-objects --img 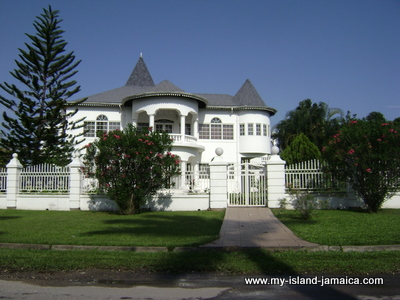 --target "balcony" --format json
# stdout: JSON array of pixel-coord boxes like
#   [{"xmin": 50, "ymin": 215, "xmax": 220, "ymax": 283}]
[
  {"xmin": 169, "ymin": 133, "xmax": 197, "ymax": 143},
  {"xmin": 168, "ymin": 133, "xmax": 205, "ymax": 152}
]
